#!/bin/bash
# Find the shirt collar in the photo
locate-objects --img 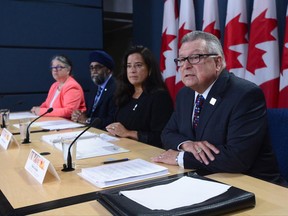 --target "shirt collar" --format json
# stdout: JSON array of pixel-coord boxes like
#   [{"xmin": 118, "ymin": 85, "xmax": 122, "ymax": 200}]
[{"xmin": 194, "ymin": 80, "xmax": 216, "ymax": 100}]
